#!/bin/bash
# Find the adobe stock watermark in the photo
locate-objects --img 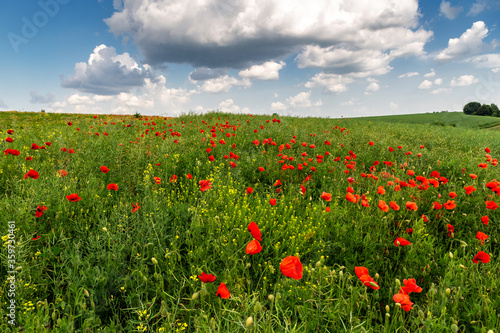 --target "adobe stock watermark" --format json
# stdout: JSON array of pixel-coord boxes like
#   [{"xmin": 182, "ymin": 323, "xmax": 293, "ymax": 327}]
[
  {"xmin": 7, "ymin": 0, "xmax": 70, "ymax": 54},
  {"xmin": 6, "ymin": 221, "xmax": 17, "ymax": 326}
]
